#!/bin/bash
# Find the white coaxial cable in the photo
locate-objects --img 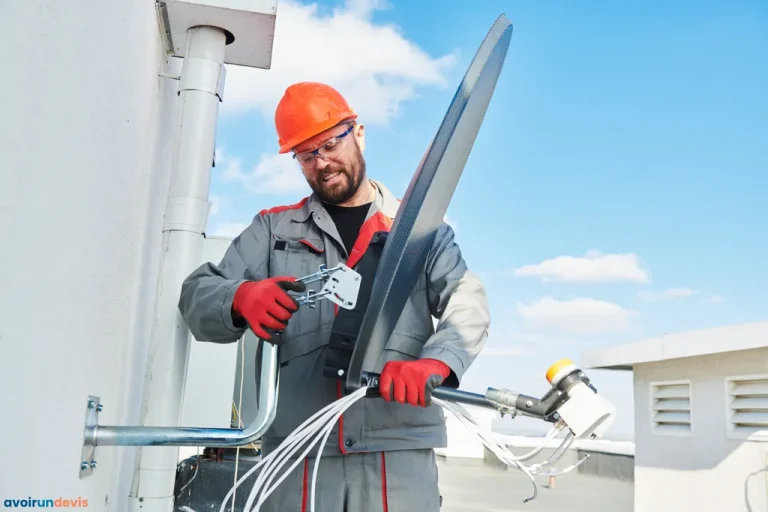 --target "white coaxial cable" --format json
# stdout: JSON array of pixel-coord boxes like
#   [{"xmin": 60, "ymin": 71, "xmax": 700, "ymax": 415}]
[
  {"xmin": 218, "ymin": 389, "xmax": 365, "ymax": 512},
  {"xmin": 225, "ymin": 387, "xmax": 590, "ymax": 509},
  {"xmin": 244, "ymin": 388, "xmax": 368, "ymax": 512}
]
